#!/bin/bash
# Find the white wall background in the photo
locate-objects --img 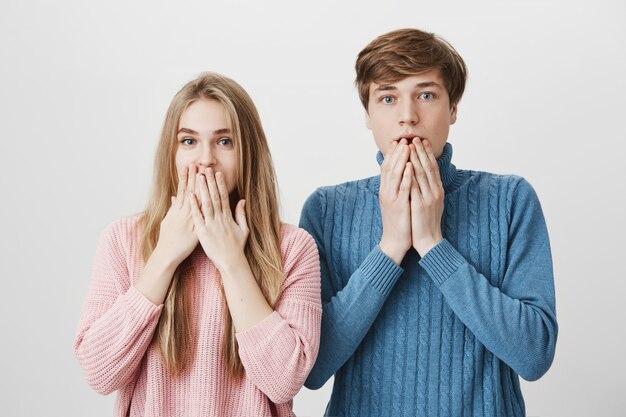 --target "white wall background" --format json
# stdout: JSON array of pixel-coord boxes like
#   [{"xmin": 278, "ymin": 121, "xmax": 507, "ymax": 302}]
[{"xmin": 1, "ymin": 0, "xmax": 624, "ymax": 416}]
